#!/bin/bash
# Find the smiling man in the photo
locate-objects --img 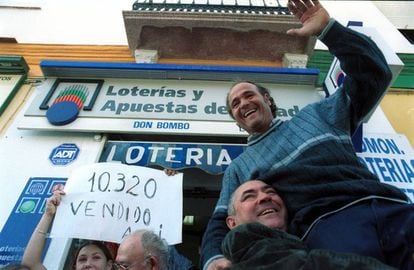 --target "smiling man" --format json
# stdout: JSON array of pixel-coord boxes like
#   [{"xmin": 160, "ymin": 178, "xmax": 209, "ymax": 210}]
[
  {"xmin": 222, "ymin": 180, "xmax": 395, "ymax": 270},
  {"xmin": 226, "ymin": 82, "xmax": 276, "ymax": 135},
  {"xmin": 225, "ymin": 180, "xmax": 287, "ymax": 231},
  {"xmin": 201, "ymin": 0, "xmax": 414, "ymax": 269}
]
